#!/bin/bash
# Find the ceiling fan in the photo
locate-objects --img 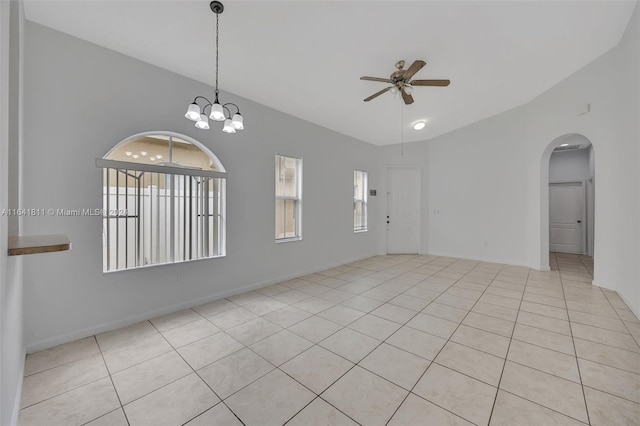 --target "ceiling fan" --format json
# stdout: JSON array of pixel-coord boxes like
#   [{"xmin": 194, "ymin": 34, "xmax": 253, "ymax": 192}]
[{"xmin": 360, "ymin": 60, "xmax": 450, "ymax": 105}]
